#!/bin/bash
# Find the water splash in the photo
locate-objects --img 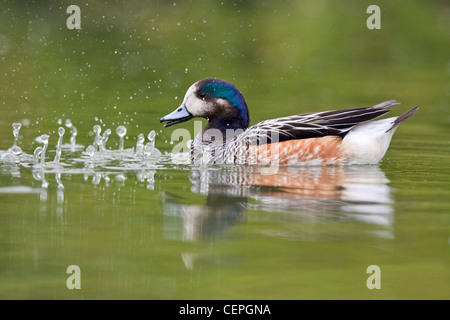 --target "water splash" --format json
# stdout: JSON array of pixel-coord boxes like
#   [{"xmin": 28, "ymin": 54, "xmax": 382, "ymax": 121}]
[
  {"xmin": 63, "ymin": 119, "xmax": 84, "ymax": 151},
  {"xmin": 33, "ymin": 147, "xmax": 43, "ymax": 164},
  {"xmin": 148, "ymin": 130, "xmax": 156, "ymax": 145},
  {"xmin": 1, "ymin": 123, "xmax": 23, "ymax": 162},
  {"xmin": 116, "ymin": 125, "xmax": 127, "ymax": 151},
  {"xmin": 53, "ymin": 127, "xmax": 65, "ymax": 165},
  {"xmin": 8, "ymin": 123, "xmax": 22, "ymax": 155},
  {"xmin": 3, "ymin": 120, "xmax": 172, "ymax": 189},
  {"xmin": 85, "ymin": 145, "xmax": 95, "ymax": 157},
  {"xmin": 135, "ymin": 133, "xmax": 145, "ymax": 156},
  {"xmin": 143, "ymin": 130, "xmax": 162, "ymax": 158},
  {"xmin": 39, "ymin": 134, "xmax": 50, "ymax": 167},
  {"xmin": 100, "ymin": 128, "xmax": 112, "ymax": 152},
  {"xmin": 65, "ymin": 119, "xmax": 77, "ymax": 144},
  {"xmin": 93, "ymin": 125, "xmax": 102, "ymax": 152}
]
